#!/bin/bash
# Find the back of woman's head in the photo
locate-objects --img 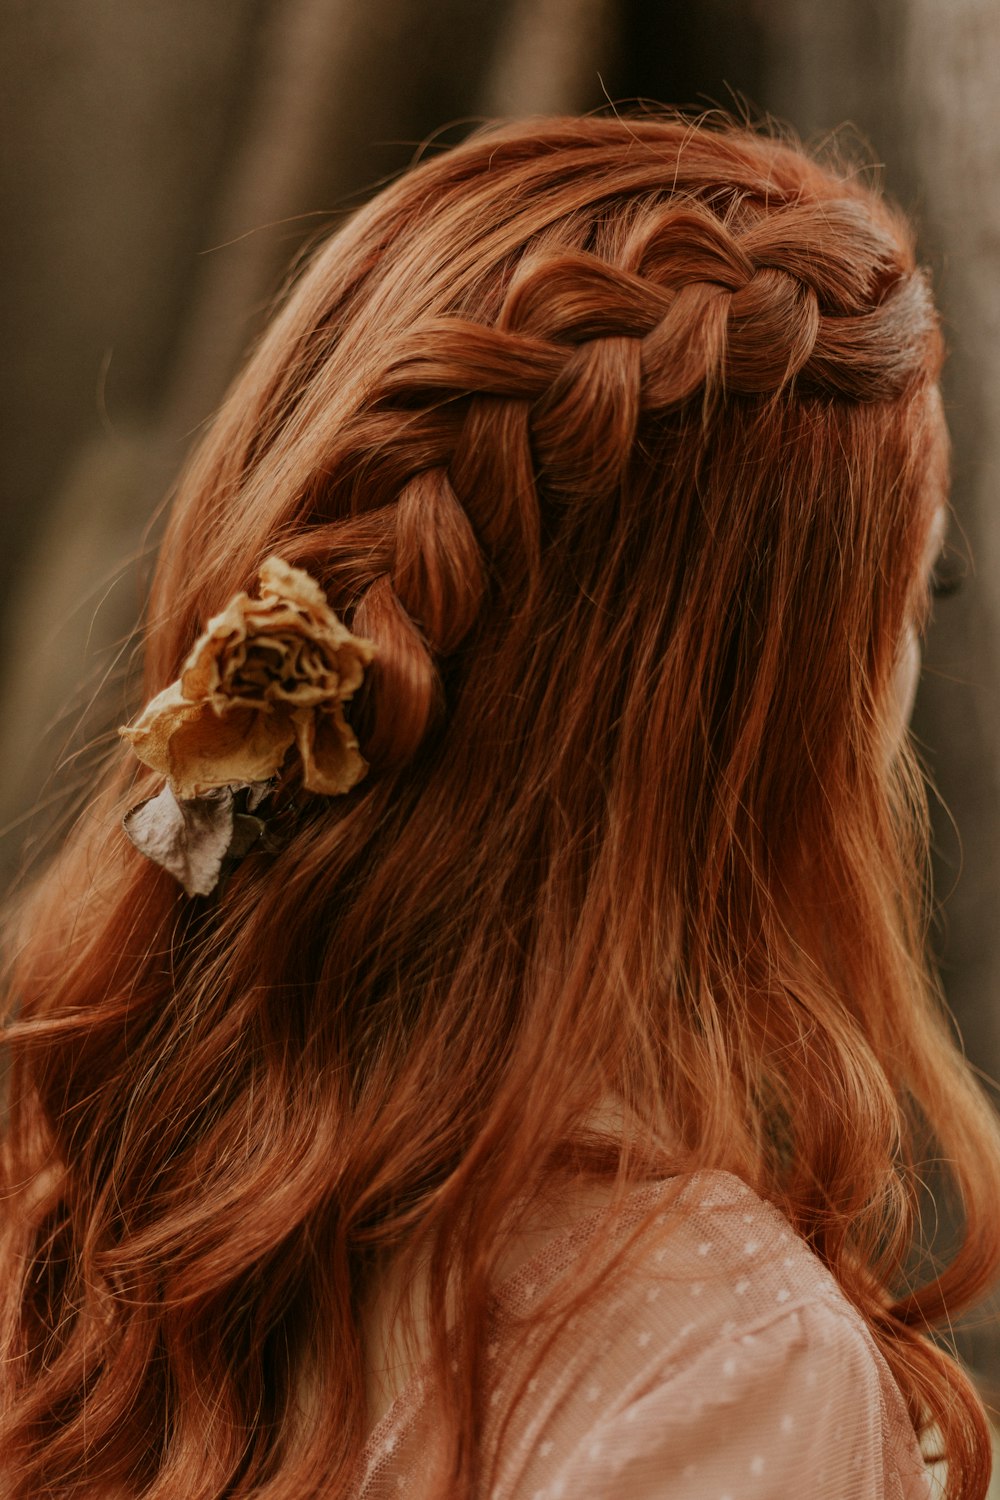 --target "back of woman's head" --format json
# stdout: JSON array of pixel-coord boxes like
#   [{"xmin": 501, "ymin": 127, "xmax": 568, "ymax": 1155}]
[{"xmin": 3, "ymin": 114, "xmax": 999, "ymax": 1499}]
